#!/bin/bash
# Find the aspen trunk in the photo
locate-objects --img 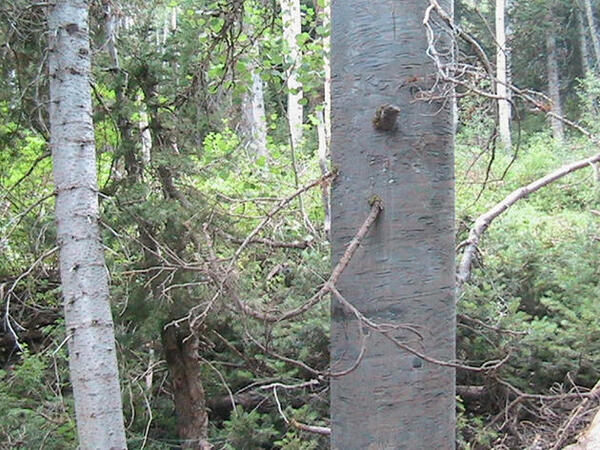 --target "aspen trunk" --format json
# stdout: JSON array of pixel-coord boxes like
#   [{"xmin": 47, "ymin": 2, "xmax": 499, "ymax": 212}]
[
  {"xmin": 48, "ymin": 1, "xmax": 127, "ymax": 448},
  {"xmin": 241, "ymin": 18, "xmax": 268, "ymax": 160},
  {"xmin": 496, "ymin": 0, "xmax": 511, "ymax": 150},
  {"xmin": 330, "ymin": 1, "xmax": 456, "ymax": 447},
  {"xmin": 279, "ymin": 0, "xmax": 303, "ymax": 149}
]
